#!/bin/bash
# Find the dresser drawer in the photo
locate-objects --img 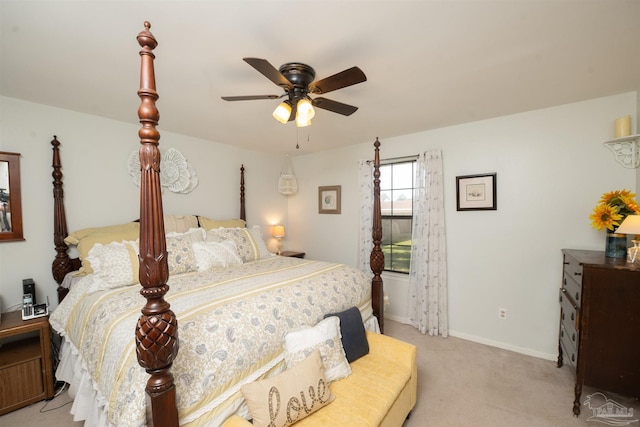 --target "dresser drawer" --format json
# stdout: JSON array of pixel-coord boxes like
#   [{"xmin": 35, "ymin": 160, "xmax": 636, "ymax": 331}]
[
  {"xmin": 563, "ymin": 253, "xmax": 583, "ymax": 285},
  {"xmin": 559, "ymin": 322, "xmax": 577, "ymax": 371},
  {"xmin": 563, "ymin": 272, "xmax": 582, "ymax": 306},
  {"xmin": 559, "ymin": 288, "xmax": 579, "ymax": 333}
]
